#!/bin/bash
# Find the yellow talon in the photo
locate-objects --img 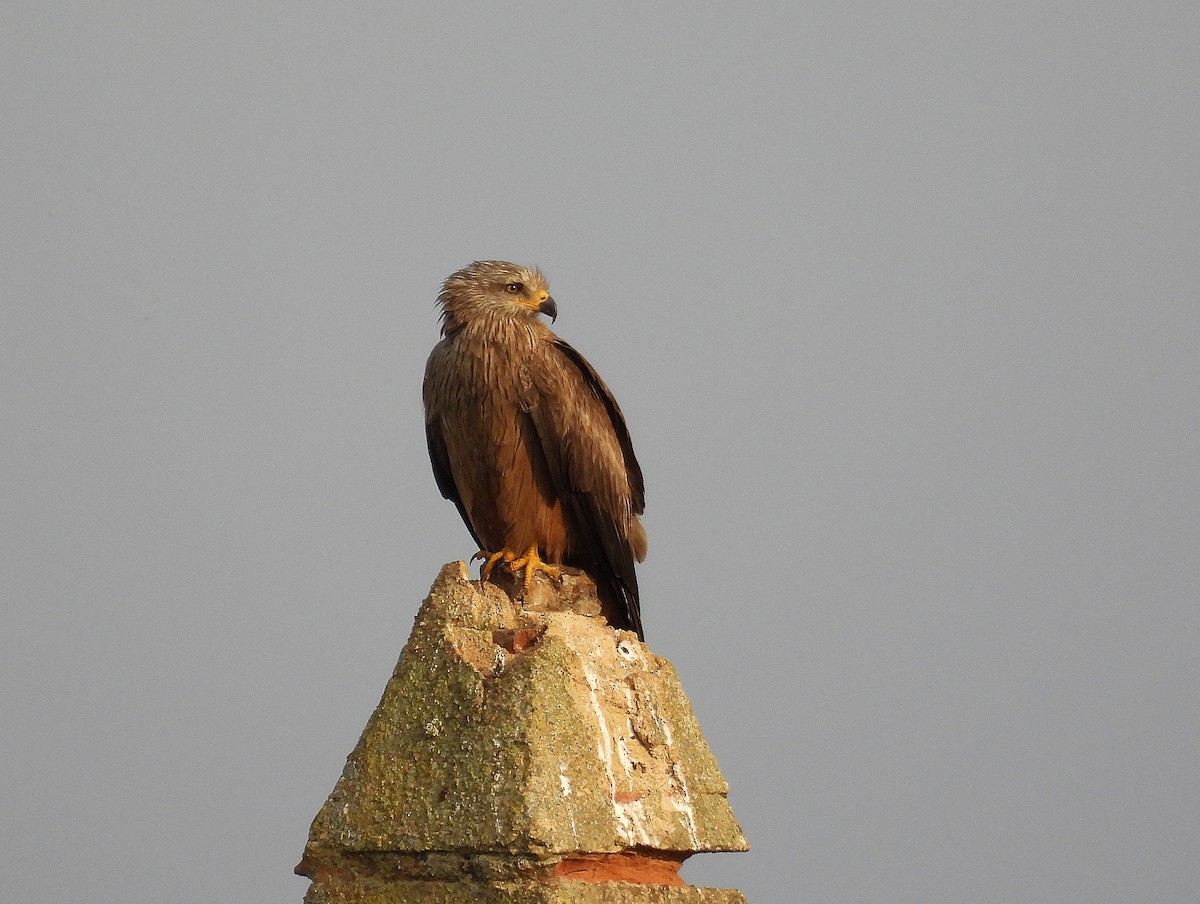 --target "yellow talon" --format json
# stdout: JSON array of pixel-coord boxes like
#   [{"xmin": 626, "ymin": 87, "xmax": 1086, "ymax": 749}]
[
  {"xmin": 509, "ymin": 545, "xmax": 562, "ymax": 593},
  {"xmin": 472, "ymin": 548, "xmax": 516, "ymax": 583},
  {"xmin": 473, "ymin": 546, "xmax": 561, "ymax": 593}
]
